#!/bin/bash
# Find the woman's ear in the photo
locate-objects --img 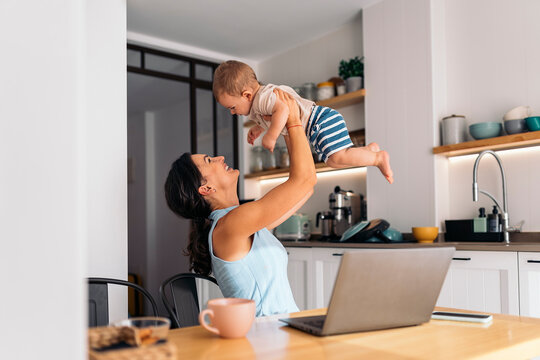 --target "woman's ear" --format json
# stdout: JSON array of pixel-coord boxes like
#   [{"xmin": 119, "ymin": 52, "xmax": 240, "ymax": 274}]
[{"xmin": 198, "ymin": 185, "xmax": 215, "ymax": 196}]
